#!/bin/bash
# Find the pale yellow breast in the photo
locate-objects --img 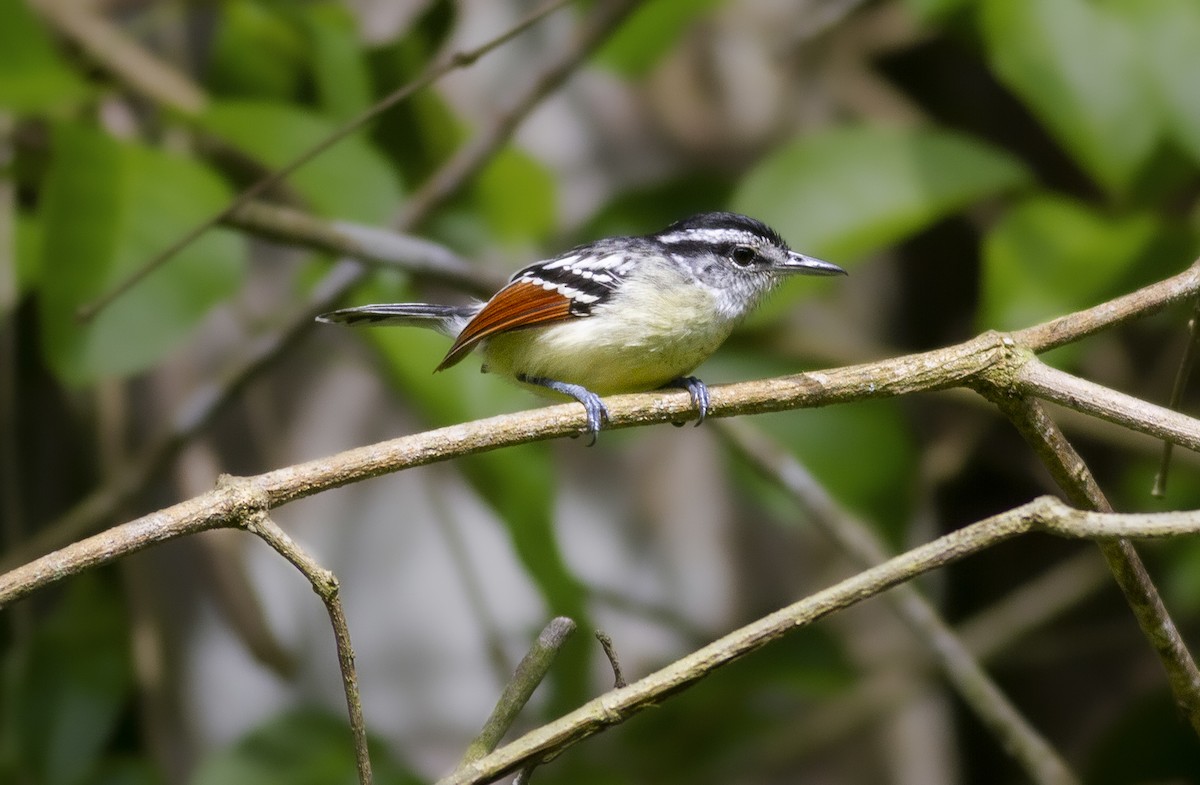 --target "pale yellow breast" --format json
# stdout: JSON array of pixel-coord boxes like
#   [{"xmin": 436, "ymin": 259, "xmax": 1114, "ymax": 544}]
[{"xmin": 480, "ymin": 263, "xmax": 738, "ymax": 395}]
